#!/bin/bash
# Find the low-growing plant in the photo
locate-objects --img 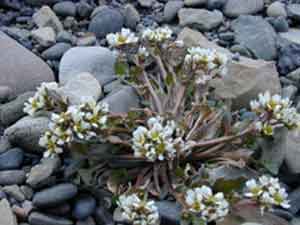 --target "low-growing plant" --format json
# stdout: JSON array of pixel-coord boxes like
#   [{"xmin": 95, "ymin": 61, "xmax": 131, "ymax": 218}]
[{"xmin": 24, "ymin": 27, "xmax": 300, "ymax": 225}]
